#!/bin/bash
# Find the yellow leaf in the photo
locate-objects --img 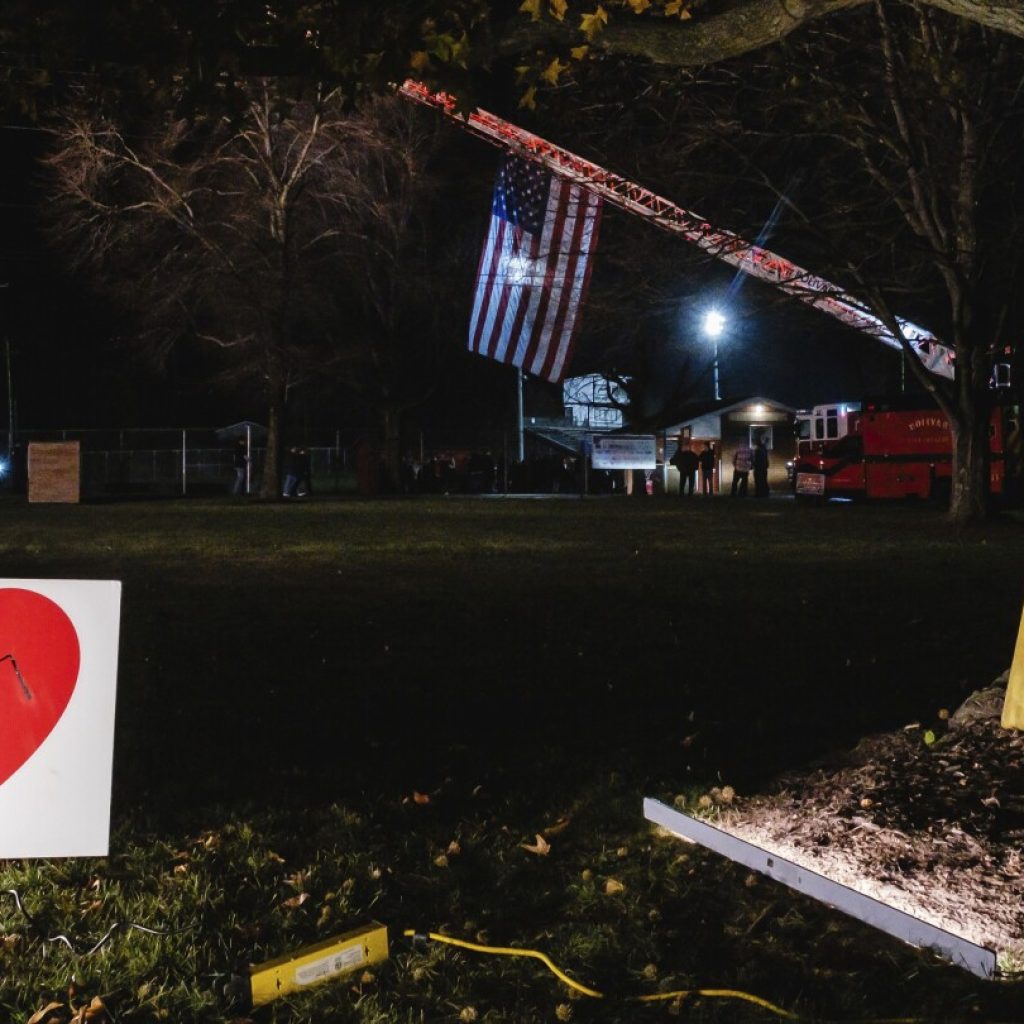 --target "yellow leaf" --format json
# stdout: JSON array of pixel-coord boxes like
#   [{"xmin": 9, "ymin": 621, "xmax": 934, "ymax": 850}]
[
  {"xmin": 521, "ymin": 832, "xmax": 551, "ymax": 855},
  {"xmin": 664, "ymin": 0, "xmax": 683, "ymax": 13},
  {"xmin": 544, "ymin": 816, "xmax": 571, "ymax": 835},
  {"xmin": 541, "ymin": 57, "xmax": 567, "ymax": 86},
  {"xmin": 27, "ymin": 1004, "xmax": 64, "ymax": 1024},
  {"xmin": 579, "ymin": 5, "xmax": 608, "ymax": 41},
  {"xmin": 626, "ymin": 0, "xmax": 651, "ymax": 11},
  {"xmin": 83, "ymin": 997, "xmax": 108, "ymax": 1022},
  {"xmin": 570, "ymin": 44, "xmax": 590, "ymax": 60},
  {"xmin": 409, "ymin": 50, "xmax": 431, "ymax": 72},
  {"xmin": 412, "ymin": 790, "xmax": 431, "ymax": 805},
  {"xmin": 518, "ymin": 86, "xmax": 538, "ymax": 110},
  {"xmin": 519, "ymin": 0, "xmax": 543, "ymax": 20},
  {"xmin": 604, "ymin": 877, "xmax": 626, "ymax": 895},
  {"xmin": 549, "ymin": 0, "xmax": 569, "ymax": 20}
]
